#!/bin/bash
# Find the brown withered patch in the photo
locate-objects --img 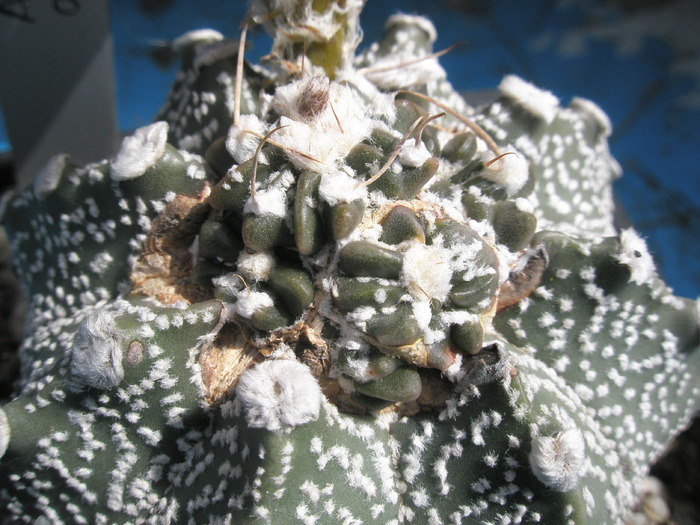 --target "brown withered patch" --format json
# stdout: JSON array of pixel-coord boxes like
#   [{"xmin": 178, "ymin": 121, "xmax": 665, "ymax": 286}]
[
  {"xmin": 130, "ymin": 185, "xmax": 213, "ymax": 304},
  {"xmin": 497, "ymin": 247, "xmax": 548, "ymax": 313},
  {"xmin": 200, "ymin": 322, "xmax": 262, "ymax": 405}
]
